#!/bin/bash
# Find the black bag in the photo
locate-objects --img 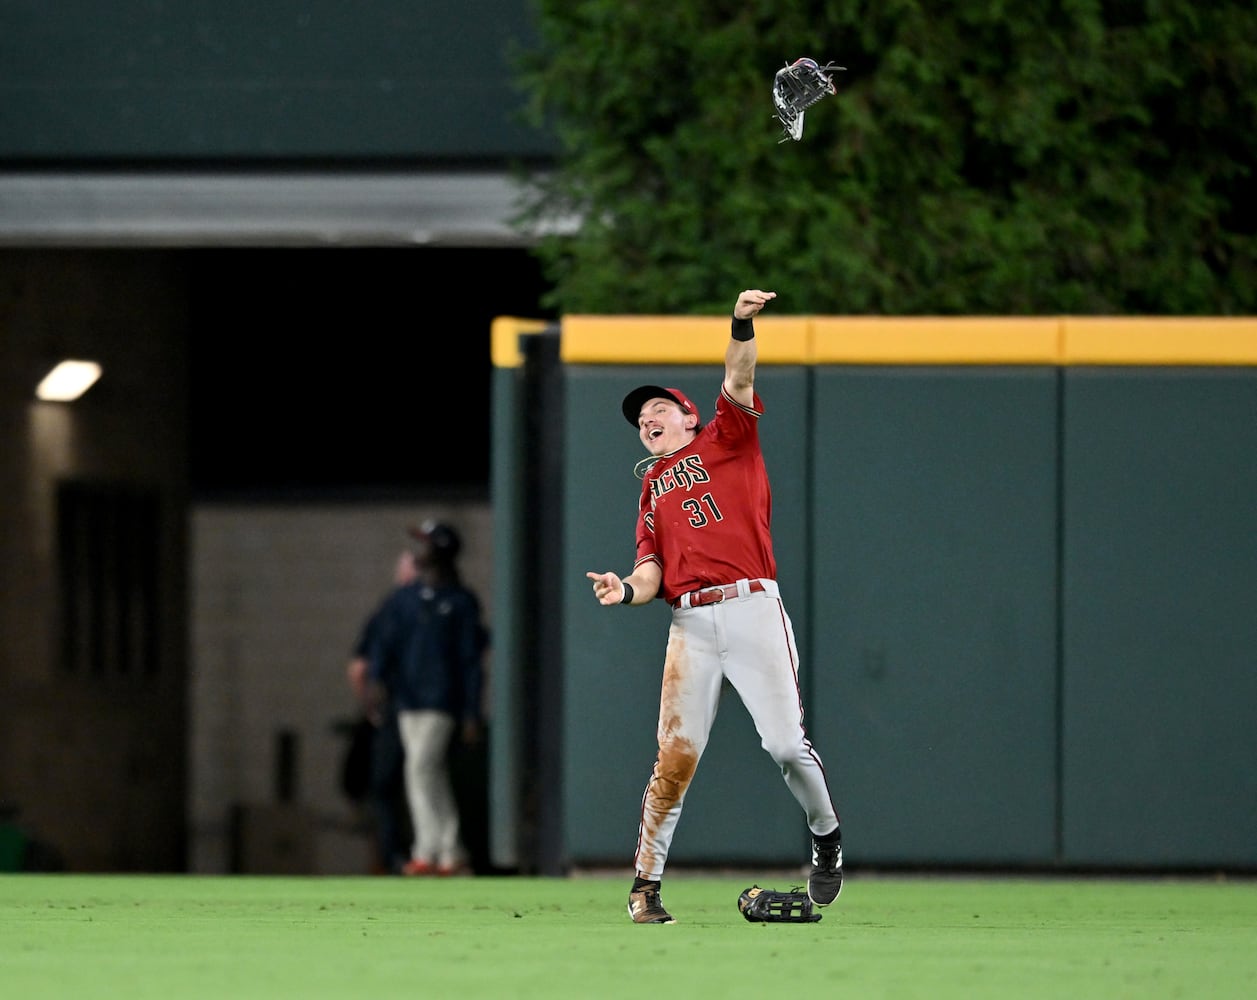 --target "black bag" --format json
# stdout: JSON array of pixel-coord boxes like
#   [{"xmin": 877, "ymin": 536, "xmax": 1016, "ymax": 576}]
[{"xmin": 339, "ymin": 715, "xmax": 376, "ymax": 803}]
